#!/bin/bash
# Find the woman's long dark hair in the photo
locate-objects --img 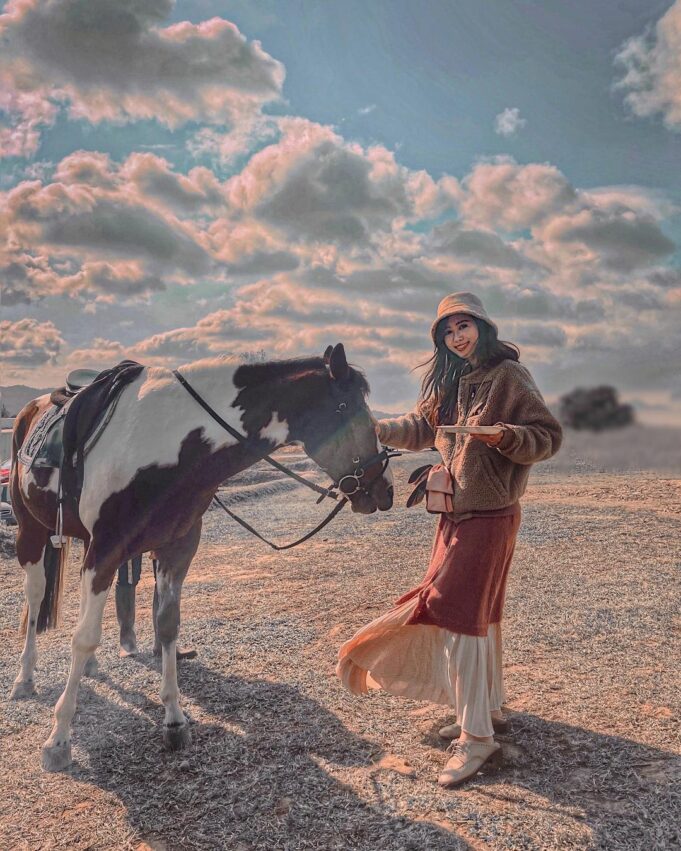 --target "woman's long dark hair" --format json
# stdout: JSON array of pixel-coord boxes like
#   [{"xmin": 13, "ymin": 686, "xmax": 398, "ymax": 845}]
[{"xmin": 418, "ymin": 316, "xmax": 519, "ymax": 427}]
